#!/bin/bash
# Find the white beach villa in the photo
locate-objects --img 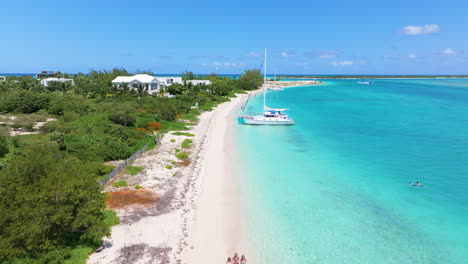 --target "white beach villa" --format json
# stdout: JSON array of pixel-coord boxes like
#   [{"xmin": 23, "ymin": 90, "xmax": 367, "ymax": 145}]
[
  {"xmin": 111, "ymin": 74, "xmax": 211, "ymax": 95},
  {"xmin": 40, "ymin": 78, "xmax": 75, "ymax": 87},
  {"xmin": 0, "ymin": 76, "xmax": 6, "ymax": 81}
]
